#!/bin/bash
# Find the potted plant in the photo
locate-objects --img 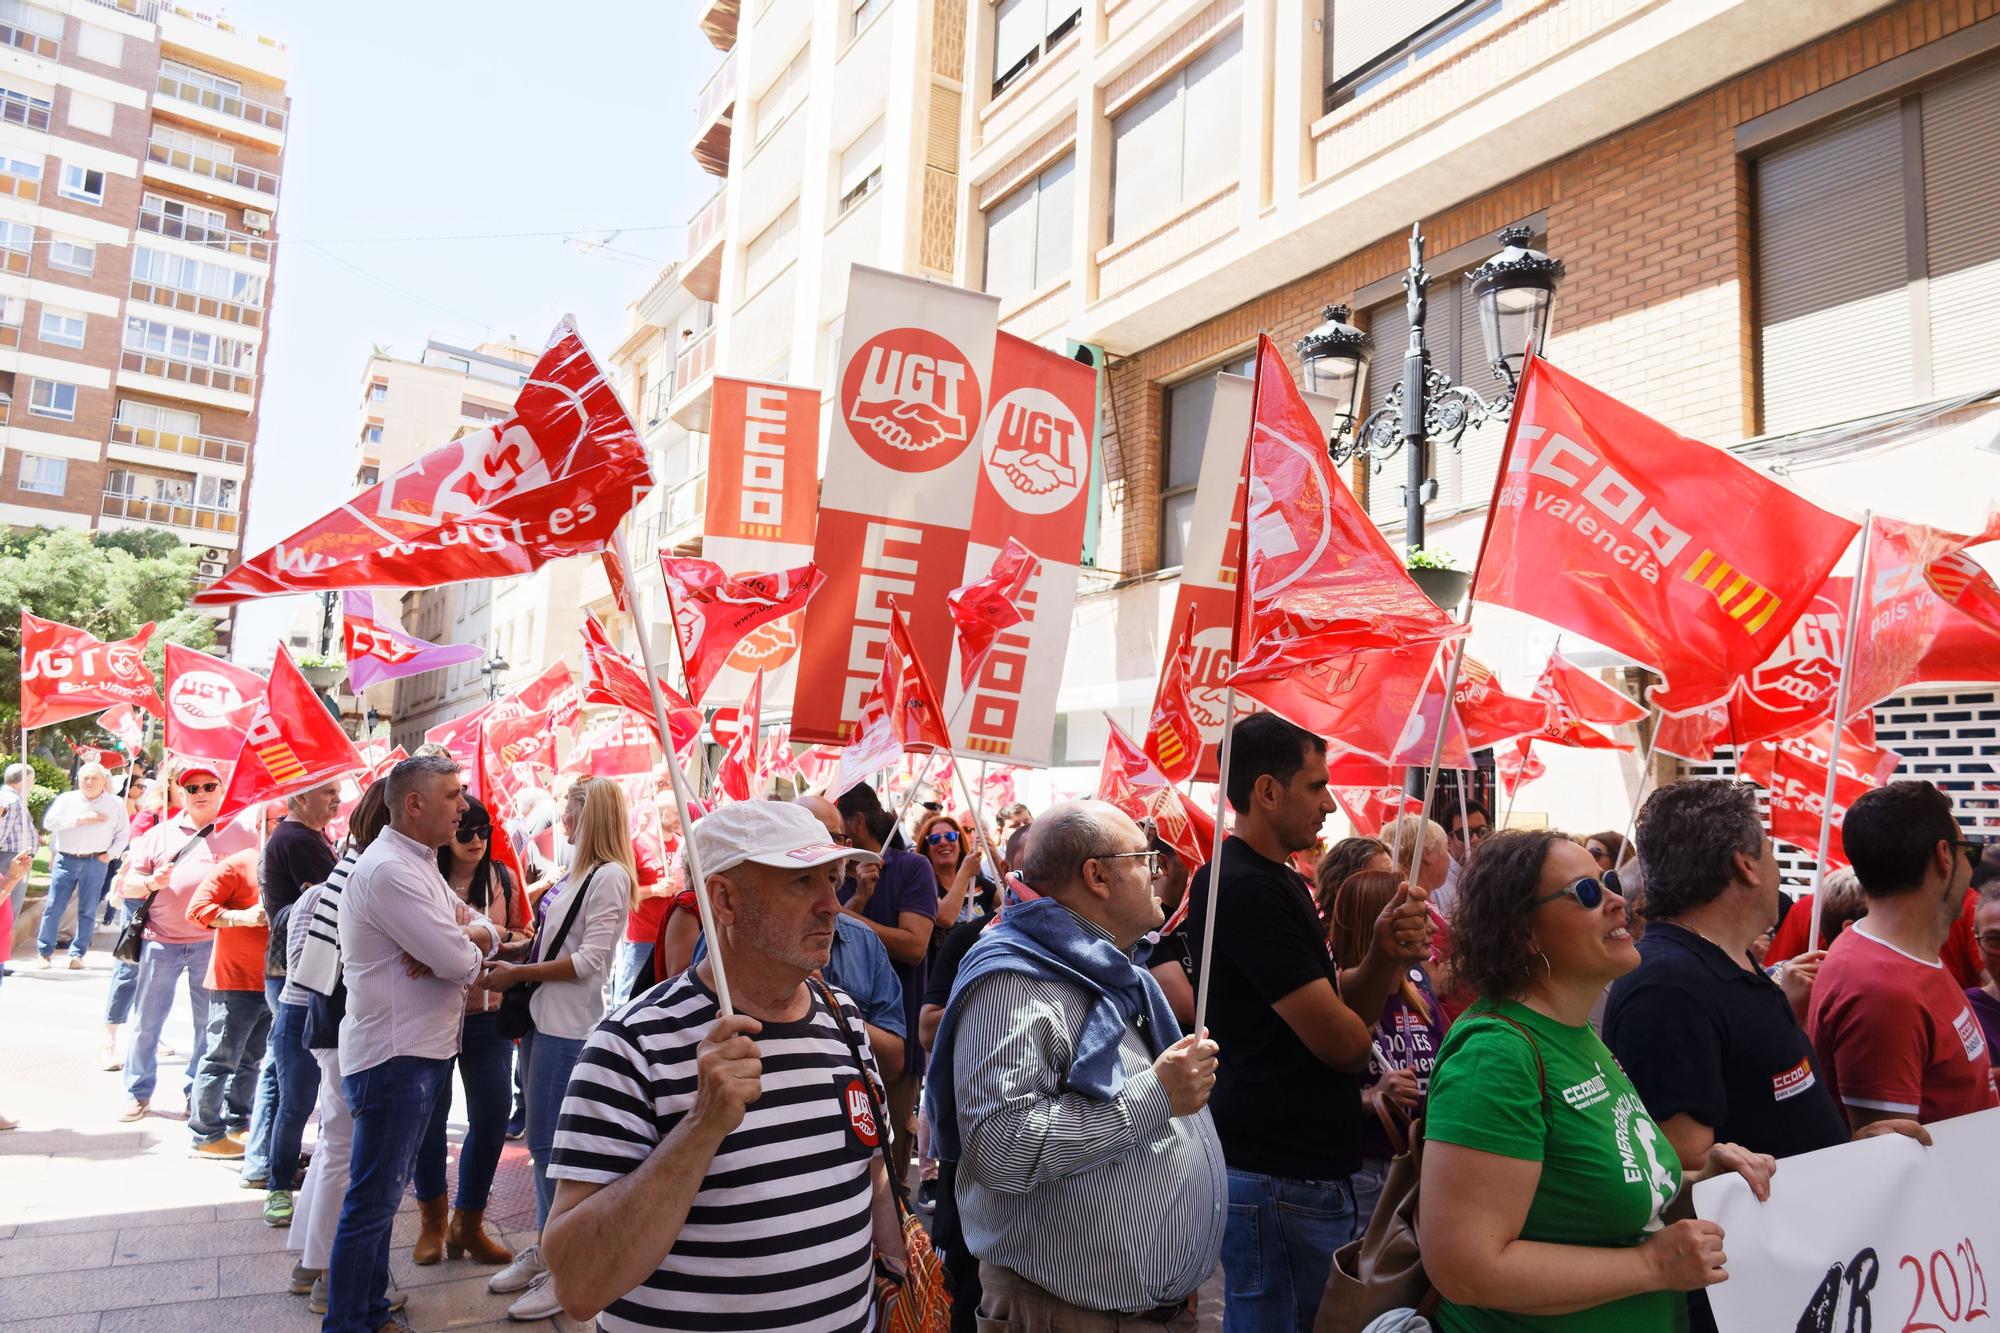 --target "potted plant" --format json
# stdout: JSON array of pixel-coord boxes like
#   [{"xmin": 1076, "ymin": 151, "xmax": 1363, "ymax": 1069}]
[
  {"xmin": 297, "ymin": 652, "xmax": 347, "ymax": 691},
  {"xmin": 1406, "ymin": 546, "xmax": 1471, "ymax": 612}
]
